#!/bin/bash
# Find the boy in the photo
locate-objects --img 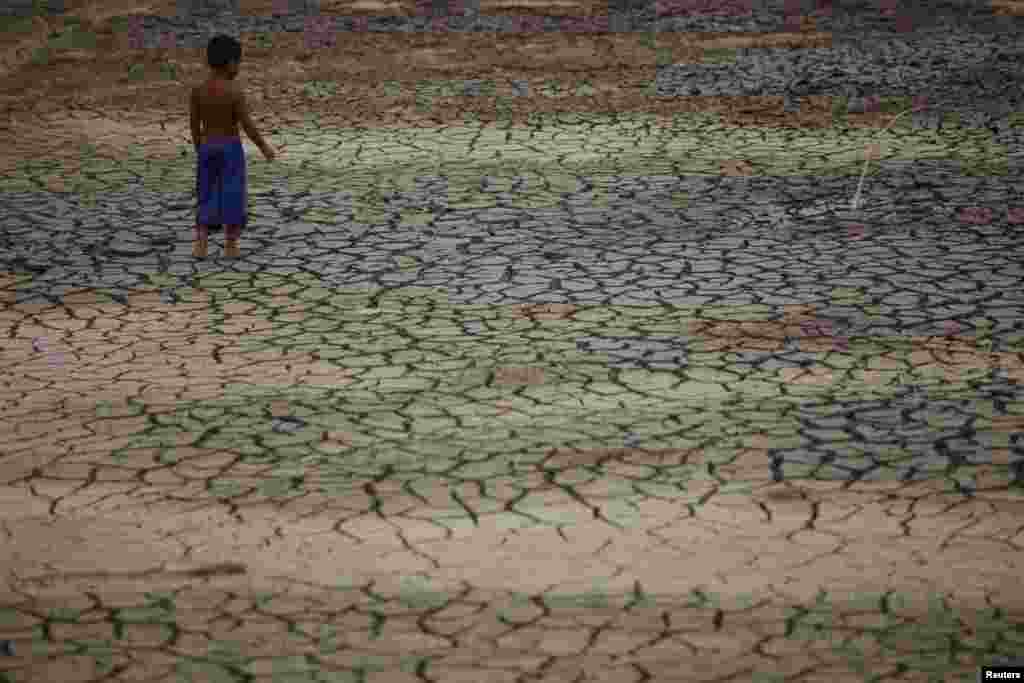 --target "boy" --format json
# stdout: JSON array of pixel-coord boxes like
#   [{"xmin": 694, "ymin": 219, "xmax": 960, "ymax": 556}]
[{"xmin": 190, "ymin": 34, "xmax": 276, "ymax": 259}]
